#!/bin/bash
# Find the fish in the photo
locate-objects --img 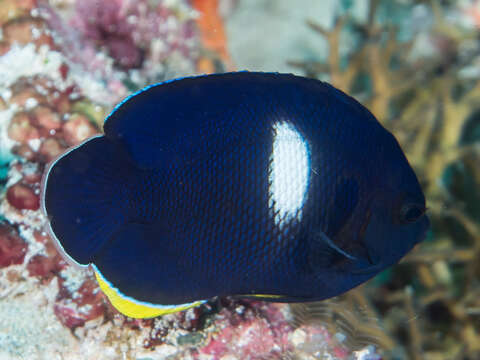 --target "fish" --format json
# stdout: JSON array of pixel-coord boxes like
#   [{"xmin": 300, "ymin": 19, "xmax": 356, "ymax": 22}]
[{"xmin": 41, "ymin": 72, "xmax": 429, "ymax": 319}]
